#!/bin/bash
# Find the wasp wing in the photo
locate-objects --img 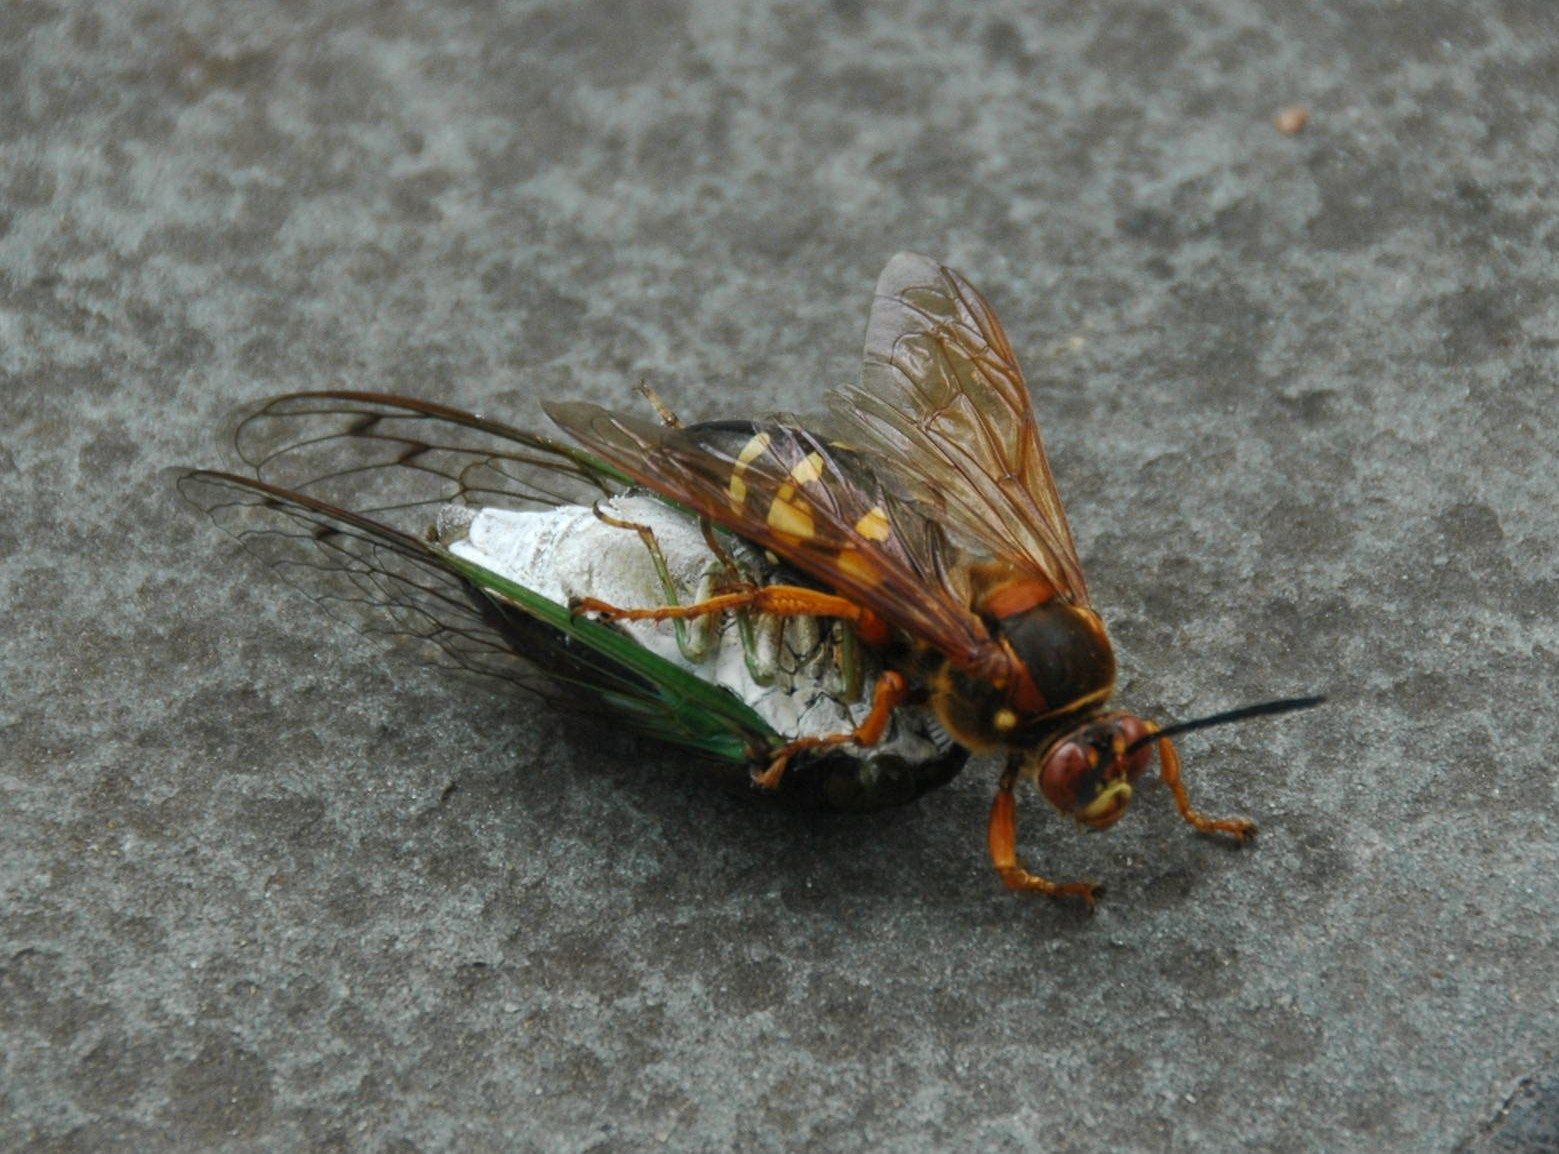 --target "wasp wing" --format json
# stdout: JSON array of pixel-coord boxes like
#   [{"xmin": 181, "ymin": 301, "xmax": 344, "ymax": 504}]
[
  {"xmin": 544, "ymin": 405, "xmax": 997, "ymax": 670},
  {"xmin": 176, "ymin": 466, "xmax": 778, "ymax": 765},
  {"xmin": 832, "ymin": 253, "xmax": 1090, "ymax": 604}
]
